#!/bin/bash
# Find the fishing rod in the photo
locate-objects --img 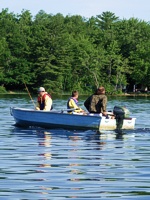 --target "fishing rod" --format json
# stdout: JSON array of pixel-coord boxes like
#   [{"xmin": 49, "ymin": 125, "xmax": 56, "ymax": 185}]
[{"xmin": 24, "ymin": 82, "xmax": 36, "ymax": 107}]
